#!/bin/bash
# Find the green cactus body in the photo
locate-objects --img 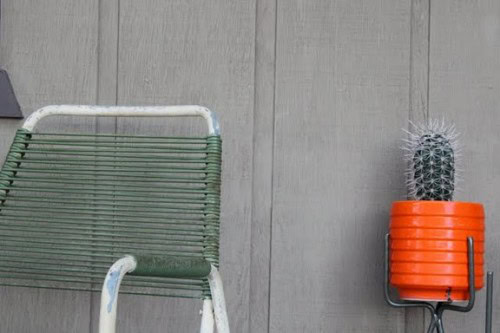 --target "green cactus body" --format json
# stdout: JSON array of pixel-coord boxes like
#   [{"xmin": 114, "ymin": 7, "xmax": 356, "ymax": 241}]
[{"xmin": 404, "ymin": 120, "xmax": 459, "ymax": 201}]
